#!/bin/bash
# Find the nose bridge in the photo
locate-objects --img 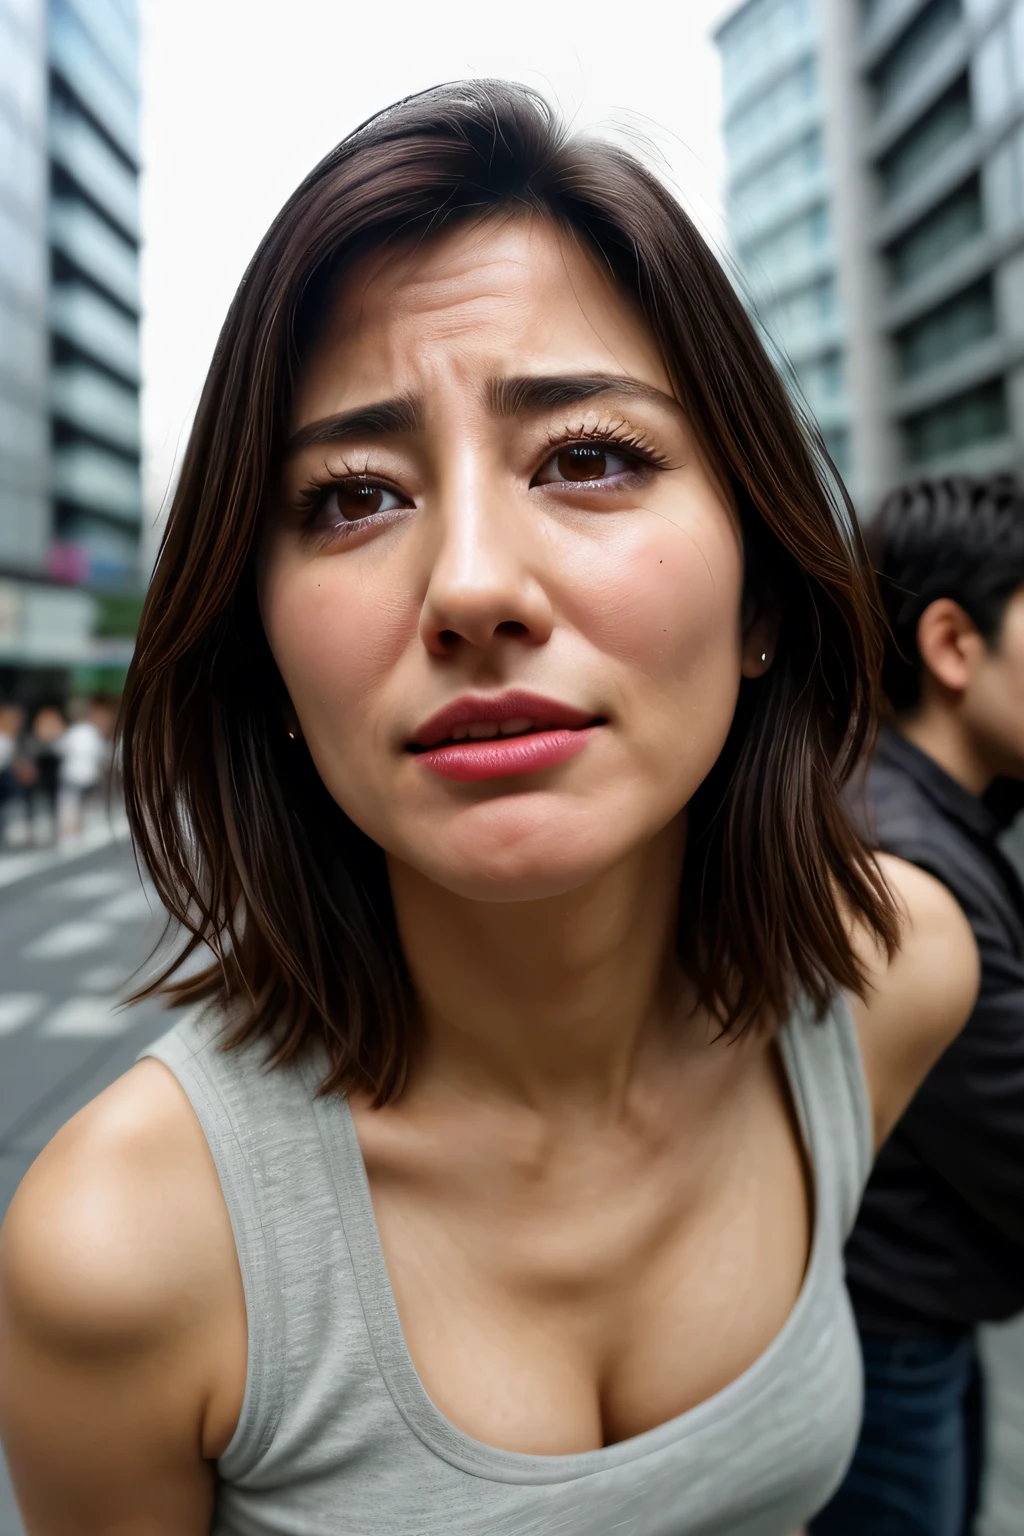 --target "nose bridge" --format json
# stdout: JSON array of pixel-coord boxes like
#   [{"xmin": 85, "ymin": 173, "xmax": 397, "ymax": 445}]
[{"xmin": 420, "ymin": 440, "xmax": 550, "ymax": 651}]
